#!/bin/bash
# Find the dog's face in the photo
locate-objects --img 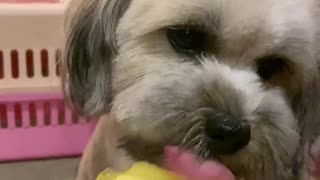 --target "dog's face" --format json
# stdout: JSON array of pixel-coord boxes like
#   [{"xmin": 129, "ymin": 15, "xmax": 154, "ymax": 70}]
[{"xmin": 64, "ymin": 0, "xmax": 320, "ymax": 179}]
